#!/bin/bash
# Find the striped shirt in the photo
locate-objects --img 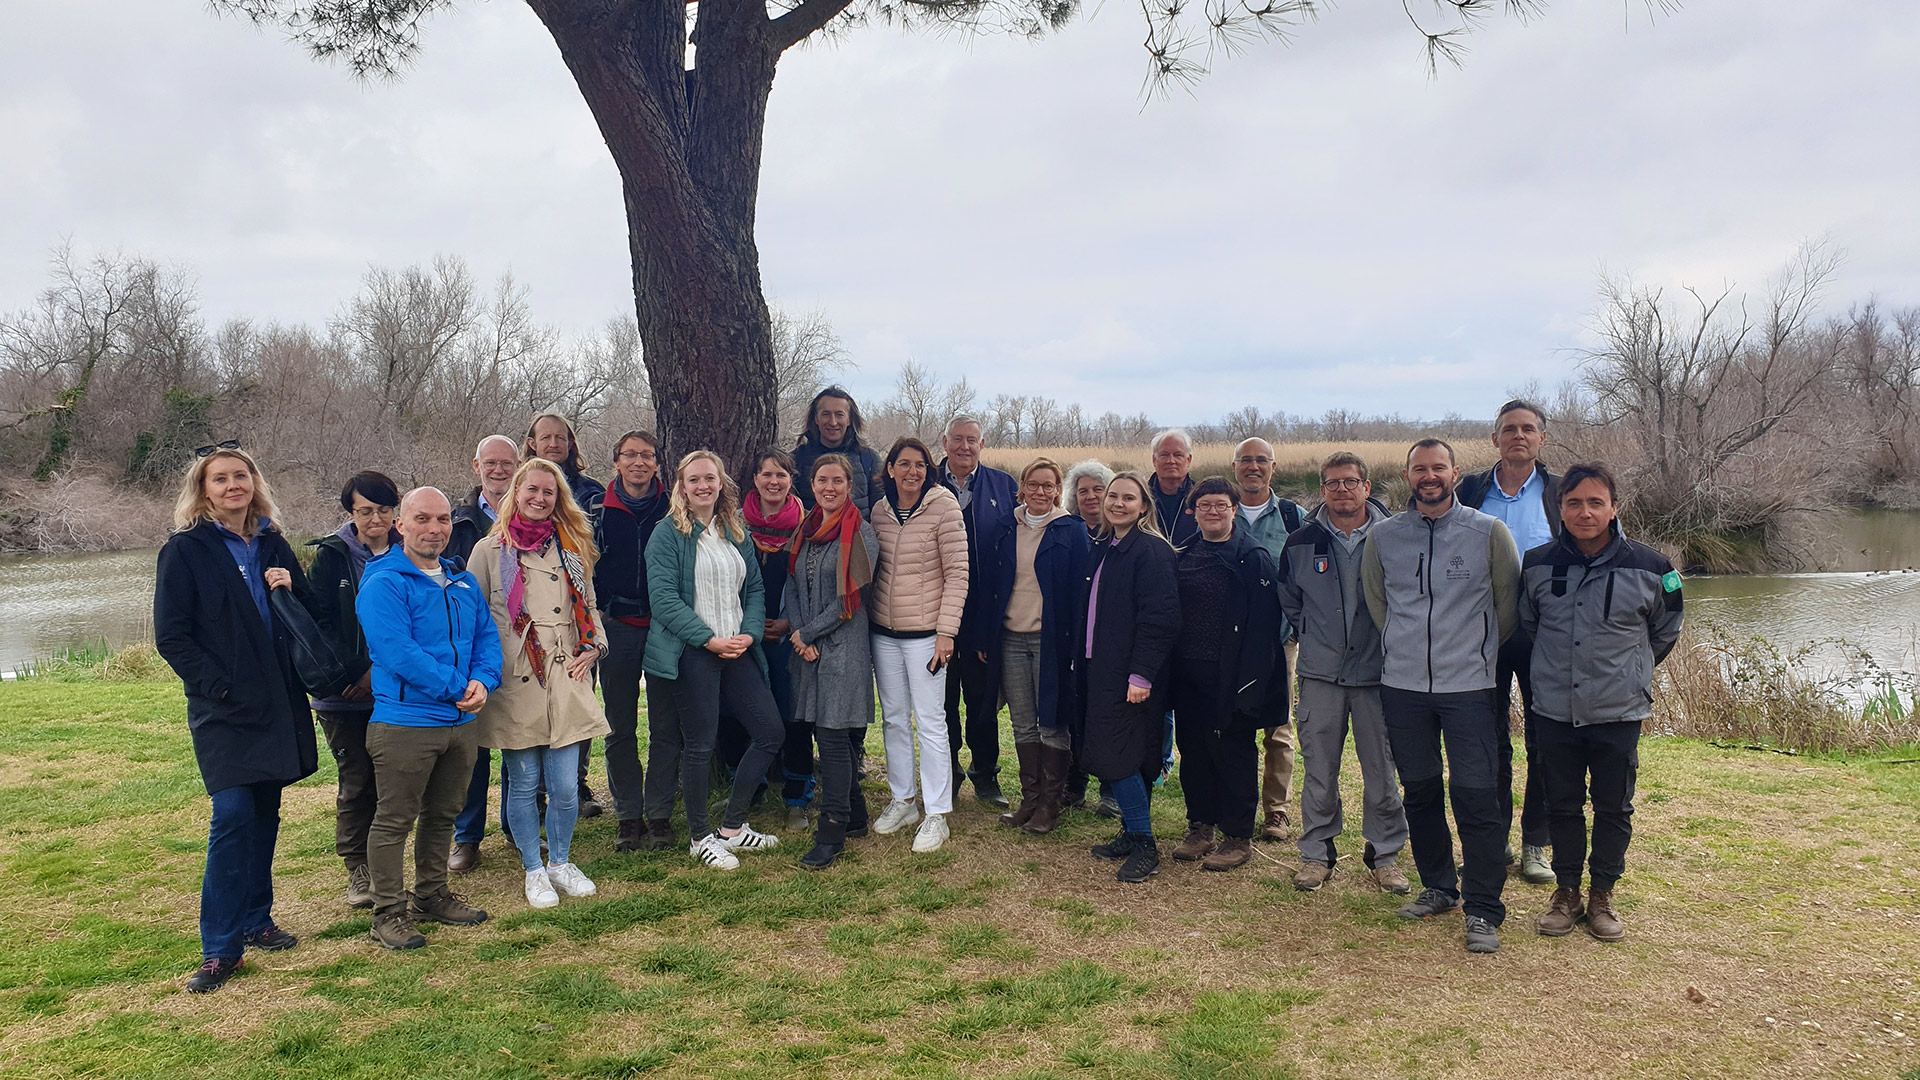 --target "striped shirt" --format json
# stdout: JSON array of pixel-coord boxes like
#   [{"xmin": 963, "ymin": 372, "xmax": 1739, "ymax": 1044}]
[{"xmin": 693, "ymin": 524, "xmax": 747, "ymax": 639}]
